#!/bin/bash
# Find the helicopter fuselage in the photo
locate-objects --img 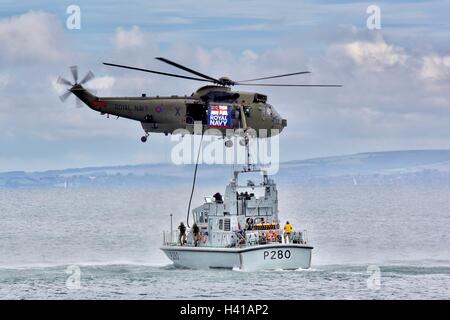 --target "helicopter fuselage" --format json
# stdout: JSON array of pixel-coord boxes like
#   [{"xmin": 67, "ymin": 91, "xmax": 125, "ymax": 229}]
[
  {"xmin": 73, "ymin": 85, "xmax": 286, "ymax": 139},
  {"xmin": 60, "ymin": 58, "xmax": 340, "ymax": 142}
]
